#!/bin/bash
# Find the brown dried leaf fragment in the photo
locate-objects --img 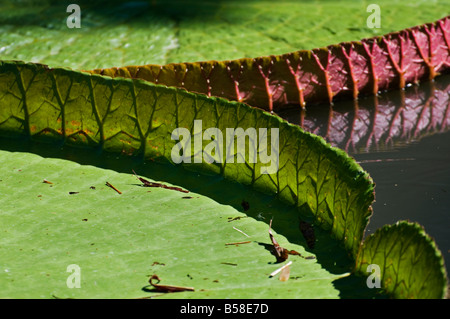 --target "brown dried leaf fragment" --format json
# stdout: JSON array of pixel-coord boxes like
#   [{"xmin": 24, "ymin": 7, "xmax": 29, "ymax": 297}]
[
  {"xmin": 148, "ymin": 274, "xmax": 194, "ymax": 293},
  {"xmin": 105, "ymin": 182, "xmax": 122, "ymax": 194},
  {"xmin": 279, "ymin": 264, "xmax": 291, "ymax": 282},
  {"xmin": 225, "ymin": 241, "xmax": 251, "ymax": 246},
  {"xmin": 267, "ymin": 220, "xmax": 314, "ymax": 262},
  {"xmin": 151, "ymin": 261, "xmax": 165, "ymax": 266},
  {"xmin": 286, "ymin": 249, "xmax": 301, "ymax": 256},
  {"xmin": 269, "ymin": 261, "xmax": 292, "ymax": 278},
  {"xmin": 284, "ymin": 248, "xmax": 316, "ymax": 260},
  {"xmin": 220, "ymin": 262, "xmax": 238, "ymax": 266},
  {"xmin": 268, "ymin": 219, "xmax": 289, "ymax": 263},
  {"xmin": 133, "ymin": 170, "xmax": 189, "ymax": 193}
]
